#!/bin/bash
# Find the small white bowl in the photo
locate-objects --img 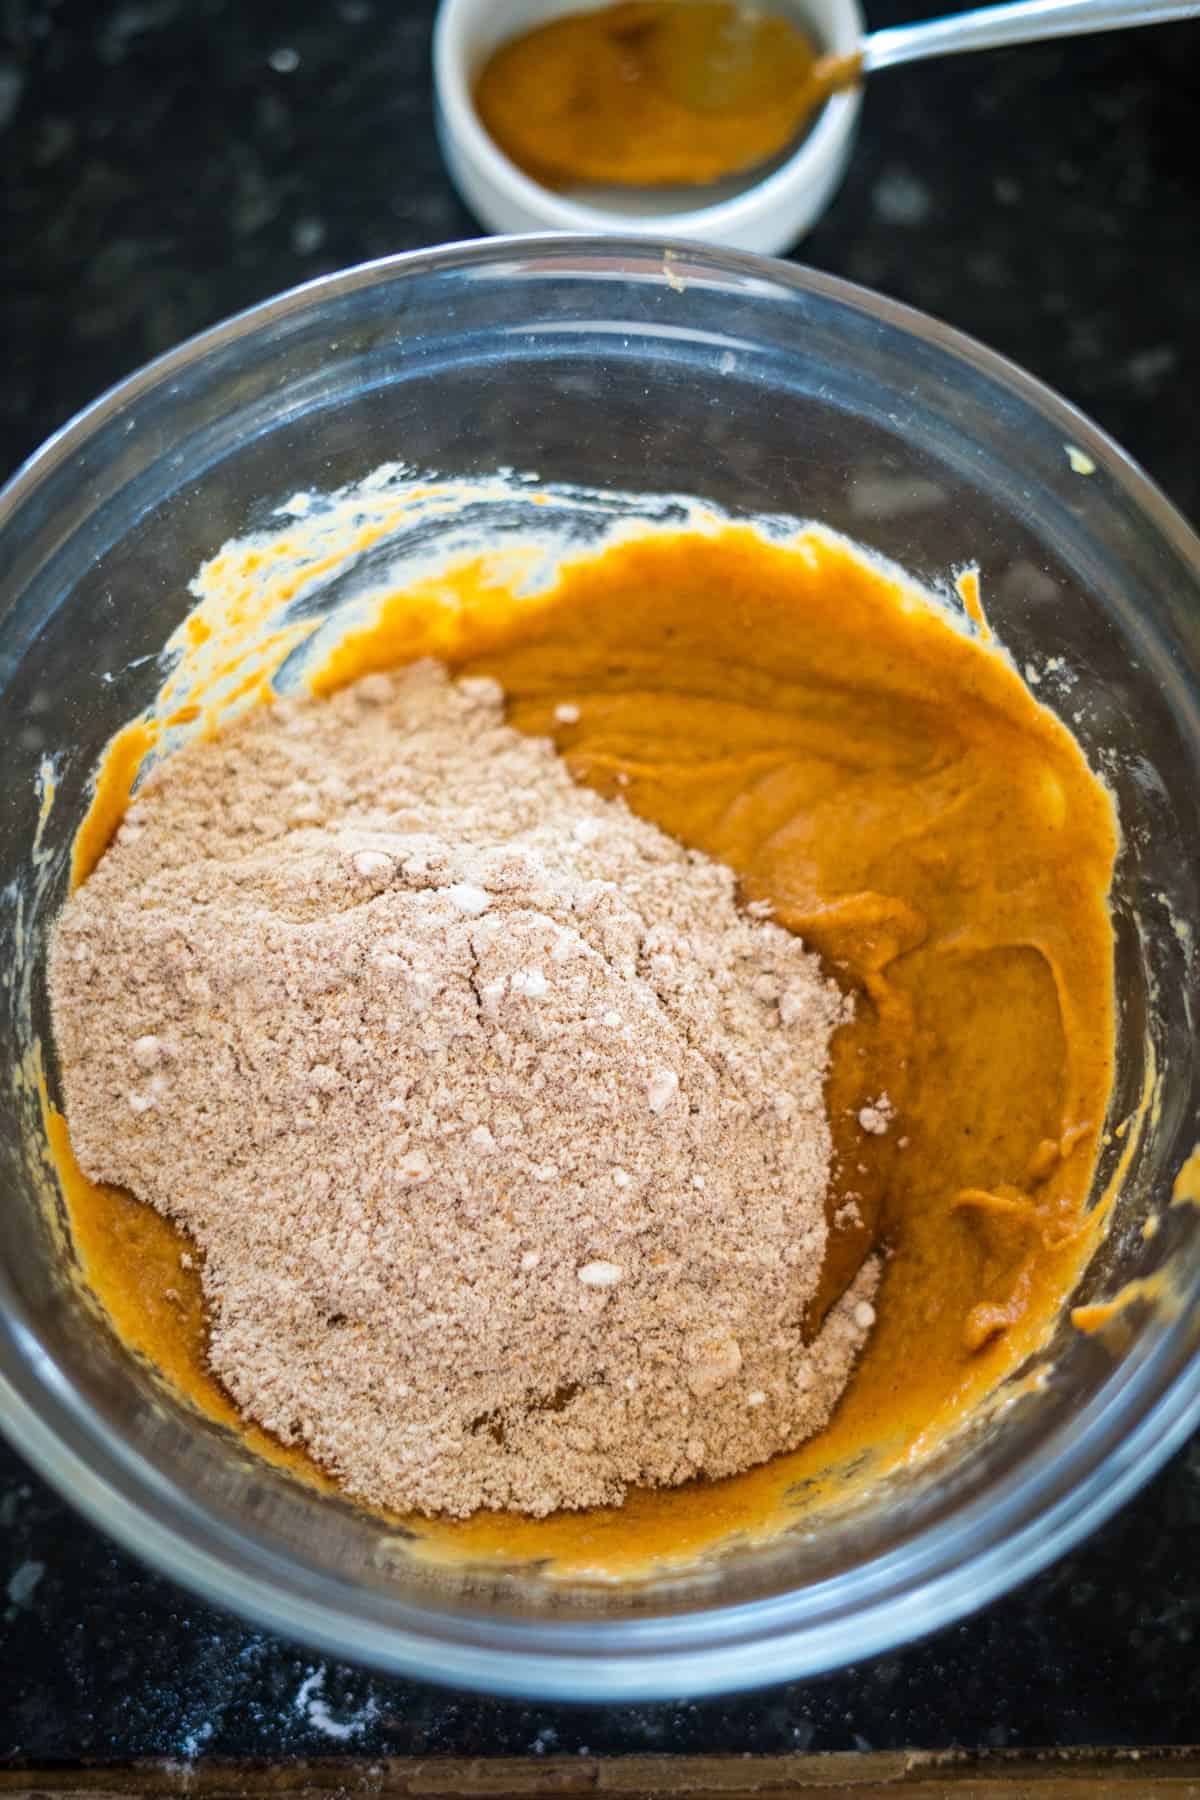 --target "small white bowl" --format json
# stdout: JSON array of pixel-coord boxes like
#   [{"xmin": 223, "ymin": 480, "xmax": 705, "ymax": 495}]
[{"xmin": 433, "ymin": 0, "xmax": 864, "ymax": 255}]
